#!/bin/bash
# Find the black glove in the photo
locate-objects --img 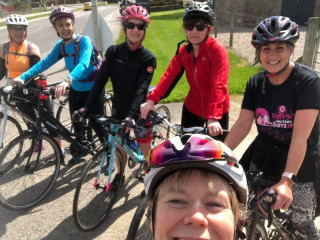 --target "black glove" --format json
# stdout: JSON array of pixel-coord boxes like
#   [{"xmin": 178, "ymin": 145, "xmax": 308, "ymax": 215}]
[
  {"xmin": 72, "ymin": 107, "xmax": 88, "ymax": 122},
  {"xmin": 124, "ymin": 117, "xmax": 136, "ymax": 128}
]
